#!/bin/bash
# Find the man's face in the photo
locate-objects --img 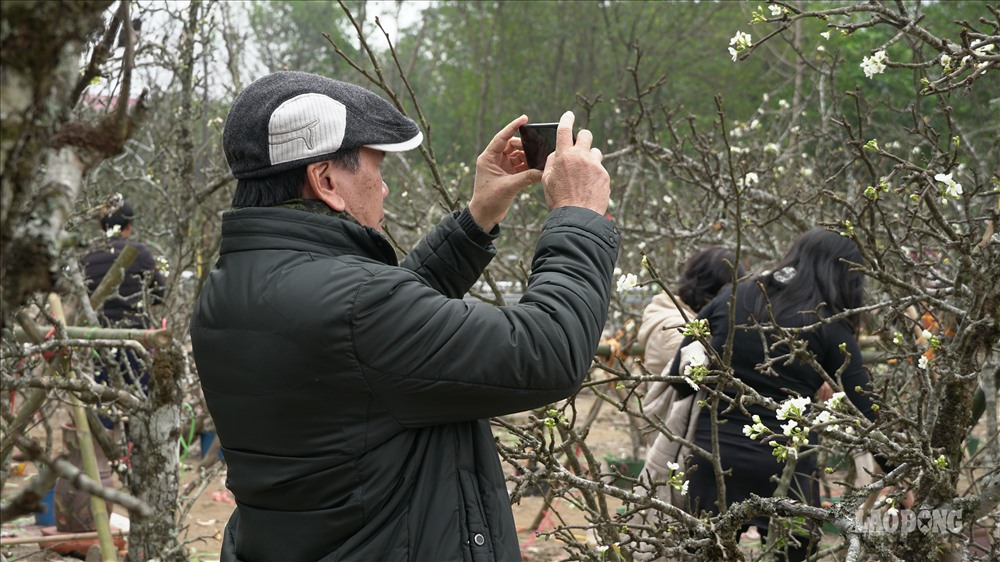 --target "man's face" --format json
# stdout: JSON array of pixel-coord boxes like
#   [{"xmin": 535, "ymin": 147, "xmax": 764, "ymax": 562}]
[{"xmin": 333, "ymin": 147, "xmax": 389, "ymax": 231}]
